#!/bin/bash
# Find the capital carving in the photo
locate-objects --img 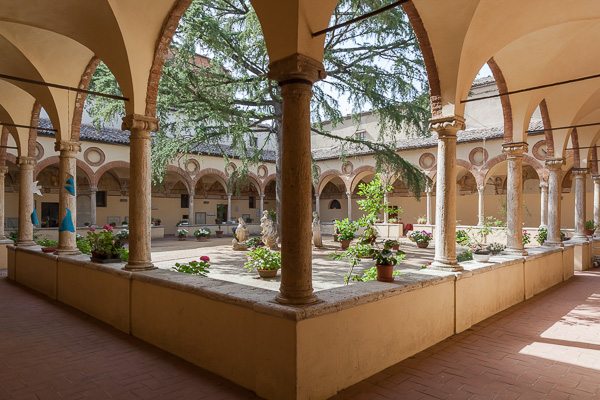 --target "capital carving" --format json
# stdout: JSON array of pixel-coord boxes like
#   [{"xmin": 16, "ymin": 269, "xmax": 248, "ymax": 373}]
[
  {"xmin": 539, "ymin": 182, "xmax": 549, "ymax": 189},
  {"xmin": 18, "ymin": 156, "xmax": 36, "ymax": 167},
  {"xmin": 122, "ymin": 114, "xmax": 159, "ymax": 133},
  {"xmin": 592, "ymin": 175, "xmax": 600, "ymax": 182},
  {"xmin": 89, "ymin": 186, "xmax": 98, "ymax": 192},
  {"xmin": 477, "ymin": 185, "xmax": 485, "ymax": 193},
  {"xmin": 429, "ymin": 116, "xmax": 466, "ymax": 137},
  {"xmin": 0, "ymin": 166, "xmax": 8, "ymax": 175},
  {"xmin": 267, "ymin": 54, "xmax": 326, "ymax": 85},
  {"xmin": 545, "ymin": 158, "xmax": 565, "ymax": 170},
  {"xmin": 54, "ymin": 140, "xmax": 81, "ymax": 154},
  {"xmin": 502, "ymin": 143, "xmax": 528, "ymax": 158},
  {"xmin": 572, "ymin": 168, "xmax": 590, "ymax": 177}
]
